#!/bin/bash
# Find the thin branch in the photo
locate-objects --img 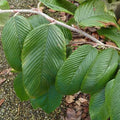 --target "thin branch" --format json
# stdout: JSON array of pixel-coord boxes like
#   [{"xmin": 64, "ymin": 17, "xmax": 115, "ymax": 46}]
[
  {"xmin": 37, "ymin": 2, "xmax": 41, "ymax": 9},
  {"xmin": 1, "ymin": 9, "xmax": 120, "ymax": 51},
  {"xmin": 100, "ymin": 44, "xmax": 120, "ymax": 51},
  {"xmin": 0, "ymin": 9, "xmax": 103, "ymax": 45}
]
